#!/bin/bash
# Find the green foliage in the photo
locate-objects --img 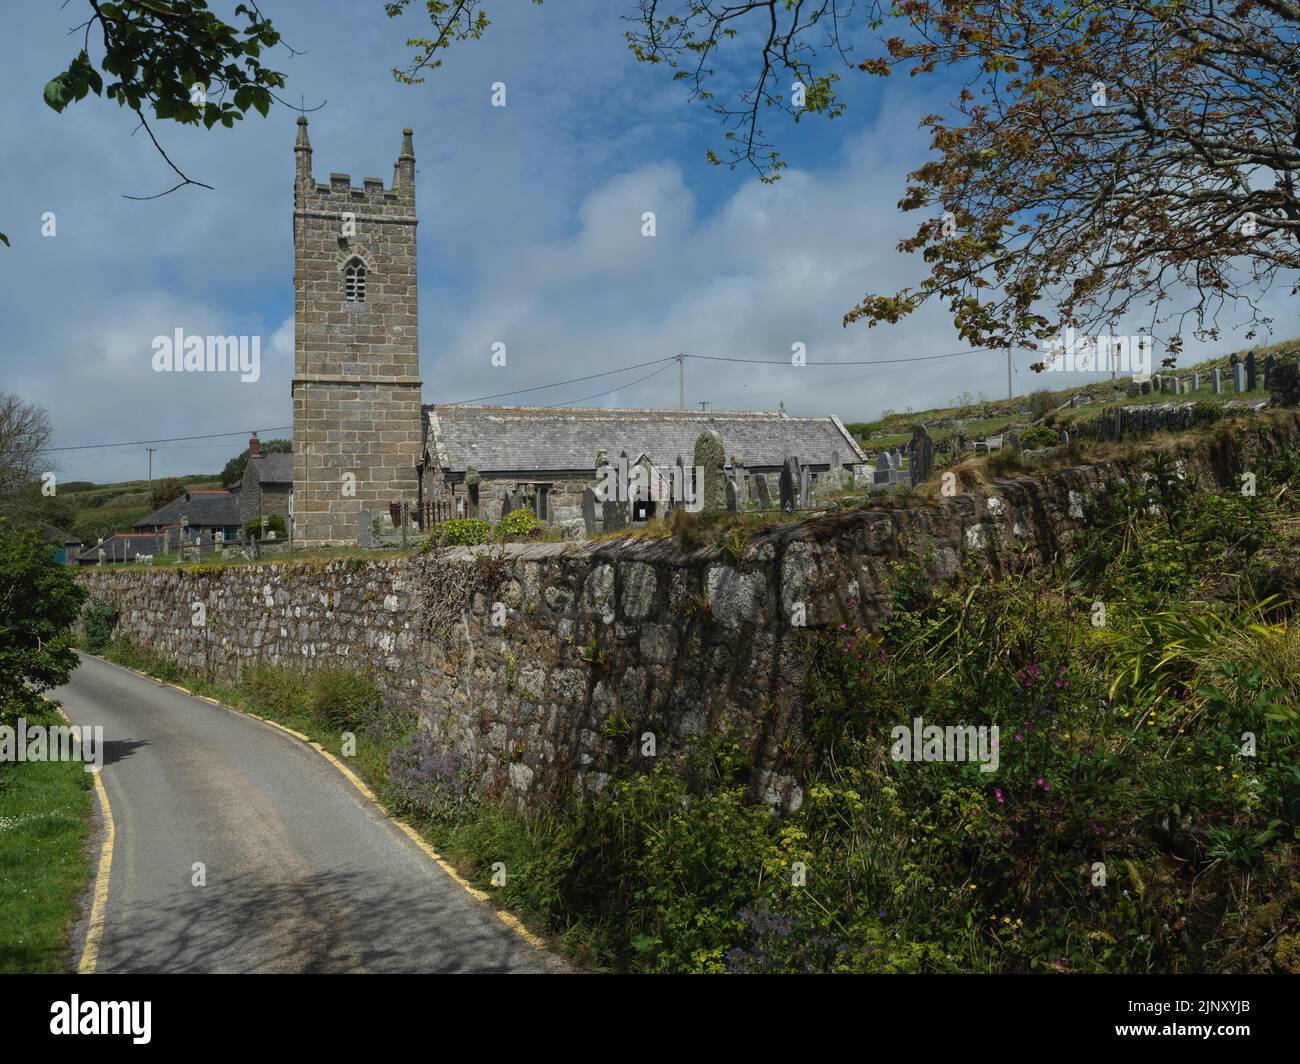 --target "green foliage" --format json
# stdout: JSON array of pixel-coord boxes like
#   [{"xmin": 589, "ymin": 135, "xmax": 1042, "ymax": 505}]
[
  {"xmin": 148, "ymin": 477, "xmax": 187, "ymax": 512},
  {"xmin": 1267, "ymin": 361, "xmax": 1300, "ymax": 407},
  {"xmin": 1019, "ymin": 424, "xmax": 1060, "ymax": 449},
  {"xmin": 494, "ymin": 508, "xmax": 543, "ymax": 542},
  {"xmin": 243, "ymin": 513, "xmax": 286, "ymax": 539},
  {"xmin": 80, "ymin": 597, "xmax": 119, "ymax": 654},
  {"xmin": 0, "ymin": 523, "xmax": 85, "ymax": 718},
  {"xmin": 1026, "ymin": 390, "xmax": 1059, "ymax": 419},
  {"xmin": 422, "ymin": 518, "xmax": 490, "ymax": 550},
  {"xmin": 239, "ymin": 661, "xmax": 379, "ymax": 733}
]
